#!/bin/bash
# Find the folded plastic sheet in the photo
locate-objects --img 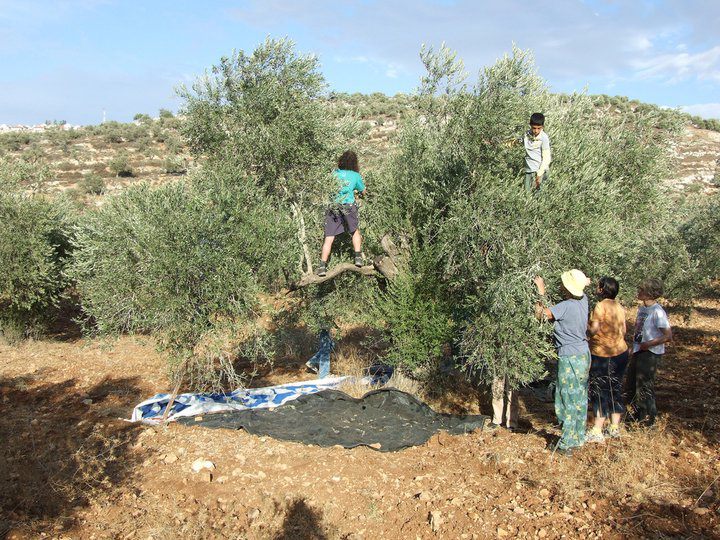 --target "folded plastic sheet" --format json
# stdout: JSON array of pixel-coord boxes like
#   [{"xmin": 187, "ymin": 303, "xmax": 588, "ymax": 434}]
[
  {"xmin": 178, "ymin": 388, "xmax": 488, "ymax": 452},
  {"xmin": 130, "ymin": 376, "xmax": 351, "ymax": 424}
]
